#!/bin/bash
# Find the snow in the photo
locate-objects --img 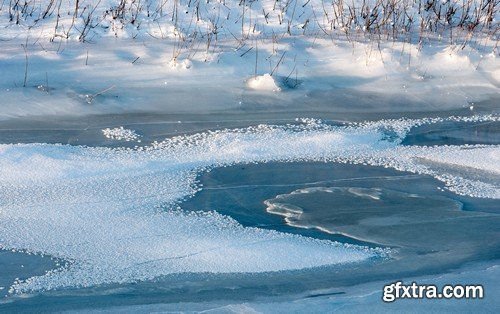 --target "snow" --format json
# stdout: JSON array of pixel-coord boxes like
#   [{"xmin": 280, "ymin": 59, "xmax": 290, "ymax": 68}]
[
  {"xmin": 0, "ymin": 1, "xmax": 497, "ymax": 119},
  {"xmin": 102, "ymin": 126, "xmax": 141, "ymax": 141},
  {"xmin": 0, "ymin": 140, "xmax": 382, "ymax": 294},
  {"xmin": 247, "ymin": 74, "xmax": 281, "ymax": 92},
  {"xmin": 416, "ymin": 146, "xmax": 500, "ymax": 175}
]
